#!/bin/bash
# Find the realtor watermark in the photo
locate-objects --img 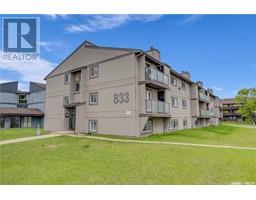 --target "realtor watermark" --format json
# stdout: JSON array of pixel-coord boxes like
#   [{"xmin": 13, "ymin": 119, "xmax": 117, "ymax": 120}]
[{"xmin": 1, "ymin": 17, "xmax": 40, "ymax": 62}]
